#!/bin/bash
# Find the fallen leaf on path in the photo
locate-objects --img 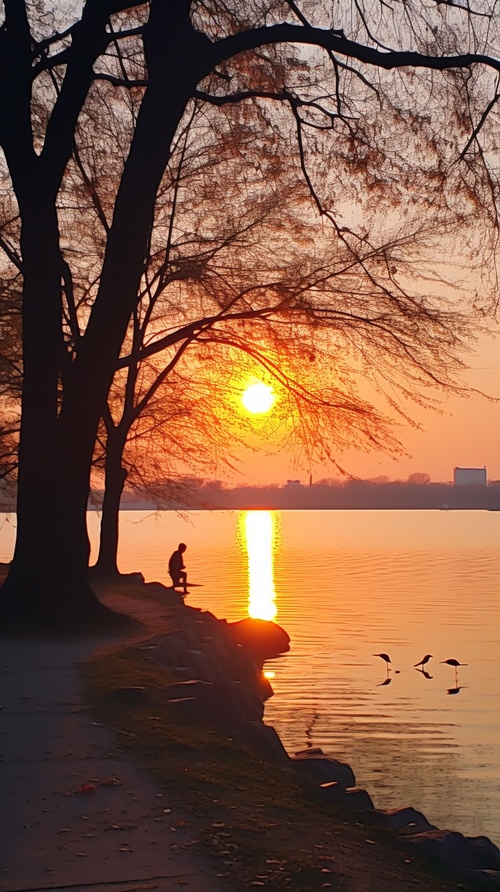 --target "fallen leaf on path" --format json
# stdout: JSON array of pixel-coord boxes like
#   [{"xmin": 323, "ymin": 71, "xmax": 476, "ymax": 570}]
[
  {"xmin": 72, "ymin": 783, "xmax": 96, "ymax": 794},
  {"xmin": 109, "ymin": 823, "xmax": 137, "ymax": 831}
]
